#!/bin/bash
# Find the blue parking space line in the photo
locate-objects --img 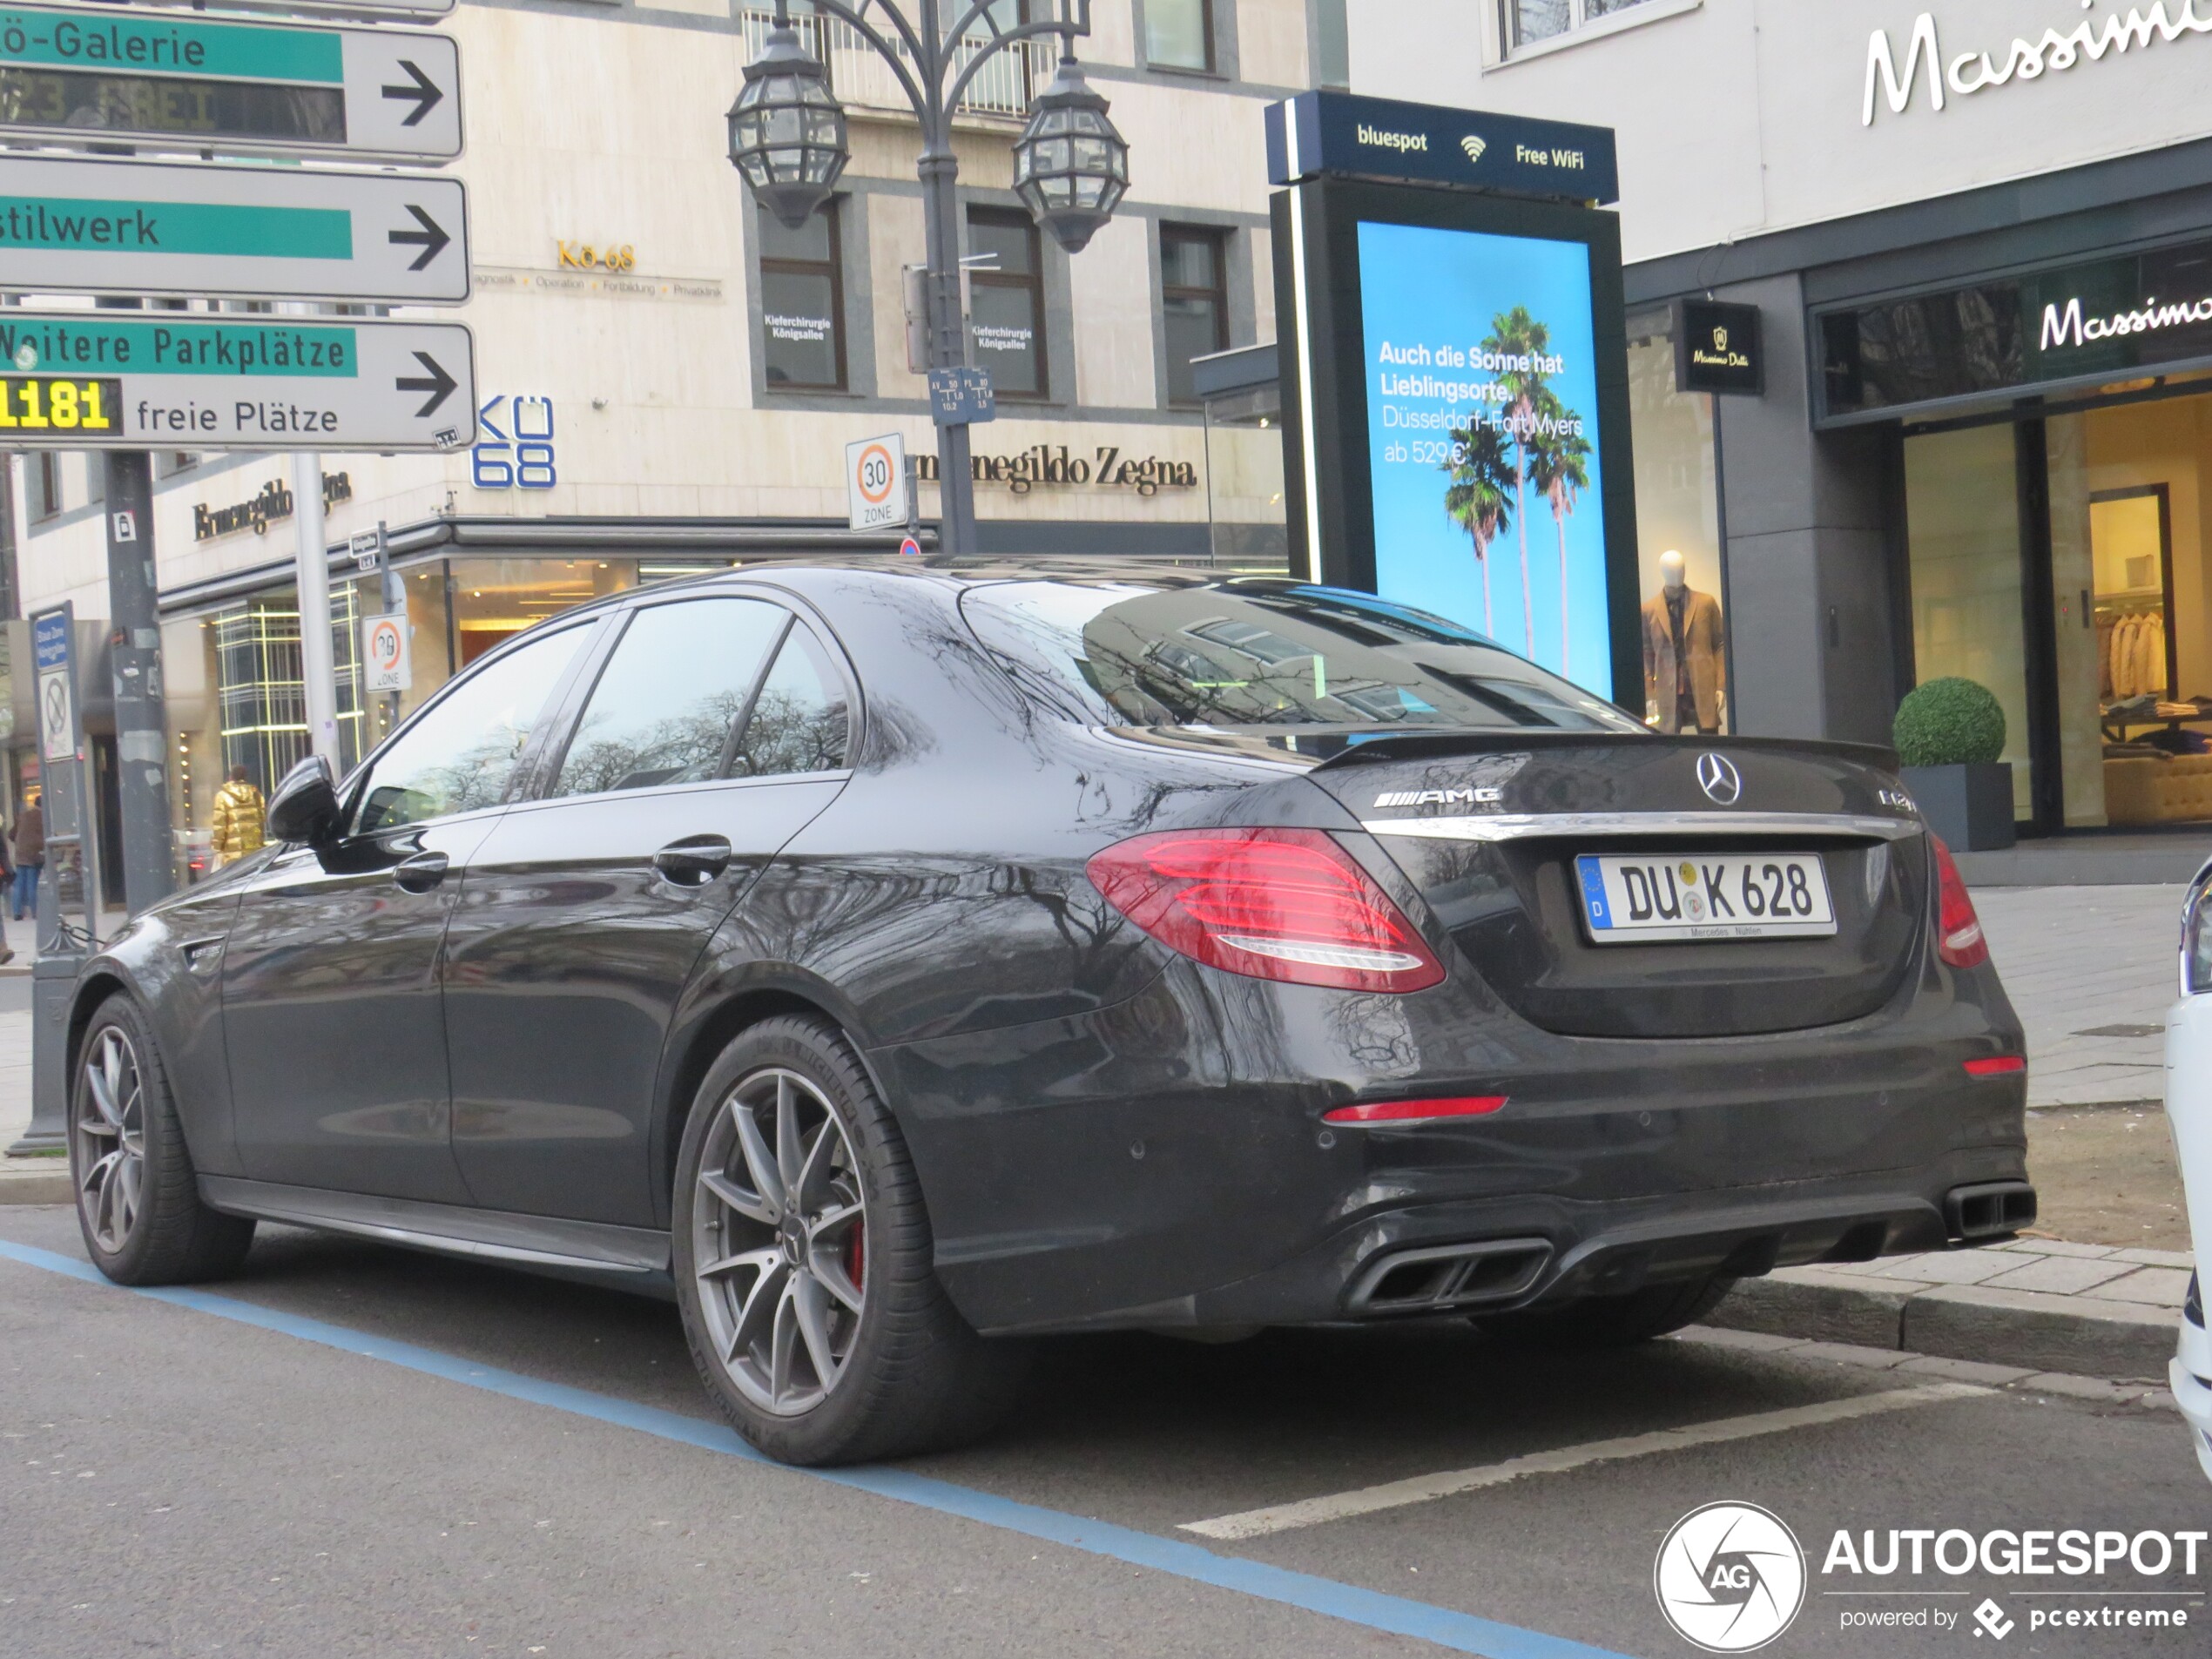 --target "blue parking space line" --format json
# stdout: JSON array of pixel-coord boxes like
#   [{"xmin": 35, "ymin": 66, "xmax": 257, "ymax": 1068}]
[{"xmin": 0, "ymin": 1236, "xmax": 1638, "ymax": 1659}]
